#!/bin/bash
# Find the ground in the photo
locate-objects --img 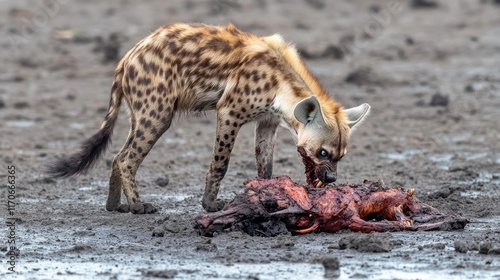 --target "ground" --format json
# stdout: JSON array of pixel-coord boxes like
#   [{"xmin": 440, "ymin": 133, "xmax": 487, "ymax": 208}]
[{"xmin": 1, "ymin": 0, "xmax": 499, "ymax": 279}]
